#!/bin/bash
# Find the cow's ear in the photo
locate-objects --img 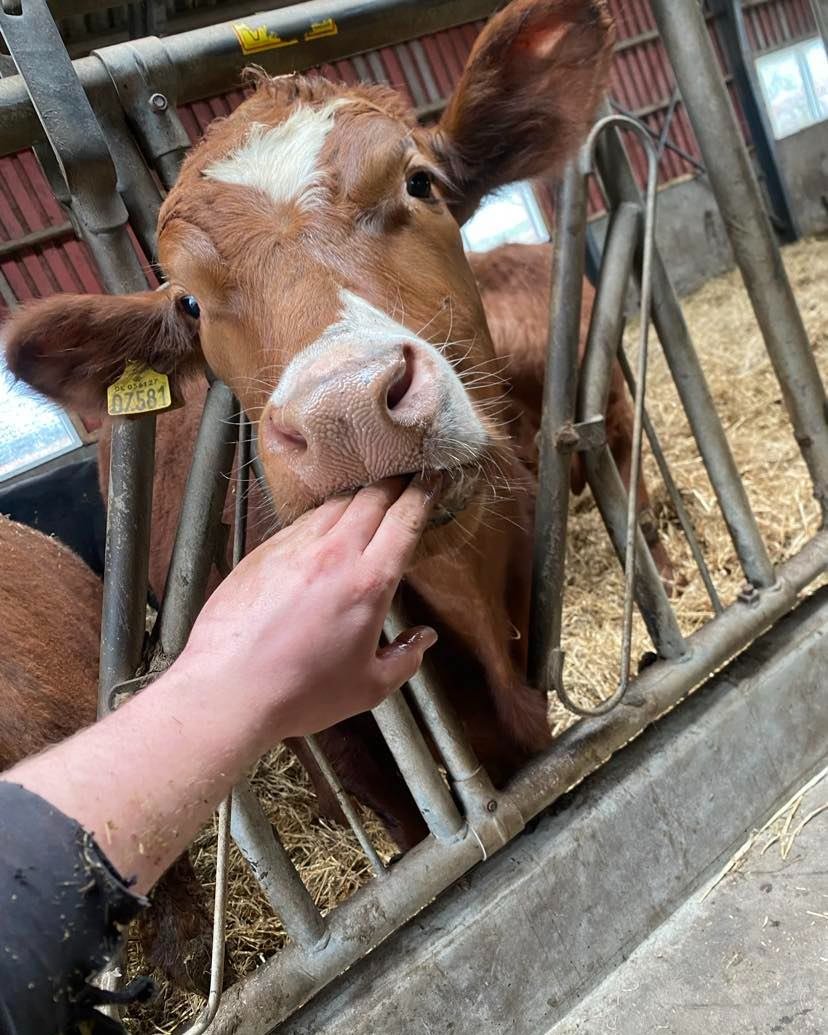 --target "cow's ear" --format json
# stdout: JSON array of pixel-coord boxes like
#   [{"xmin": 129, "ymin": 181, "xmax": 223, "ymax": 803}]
[
  {"xmin": 433, "ymin": 0, "xmax": 614, "ymax": 223},
  {"xmin": 2, "ymin": 289, "xmax": 203, "ymax": 417}
]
